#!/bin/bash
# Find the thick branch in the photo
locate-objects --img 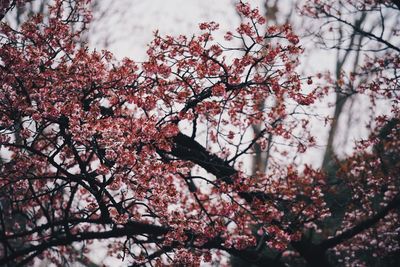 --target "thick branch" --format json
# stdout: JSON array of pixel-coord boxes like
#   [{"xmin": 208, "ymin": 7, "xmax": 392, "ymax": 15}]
[
  {"xmin": 319, "ymin": 195, "xmax": 400, "ymax": 250},
  {"xmin": 170, "ymin": 132, "xmax": 274, "ymax": 203},
  {"xmin": 1, "ymin": 218, "xmax": 285, "ymax": 266},
  {"xmin": 0, "ymin": 221, "xmax": 168, "ymax": 265},
  {"xmin": 171, "ymin": 133, "xmax": 236, "ymax": 183},
  {"xmin": 392, "ymin": 0, "xmax": 400, "ymax": 10}
]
